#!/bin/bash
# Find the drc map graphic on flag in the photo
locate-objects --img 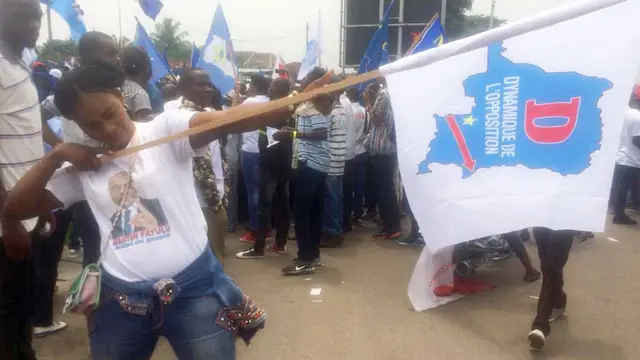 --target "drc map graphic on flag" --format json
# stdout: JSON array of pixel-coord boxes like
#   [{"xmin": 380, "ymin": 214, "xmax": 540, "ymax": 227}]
[{"xmin": 419, "ymin": 41, "xmax": 612, "ymax": 179}]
